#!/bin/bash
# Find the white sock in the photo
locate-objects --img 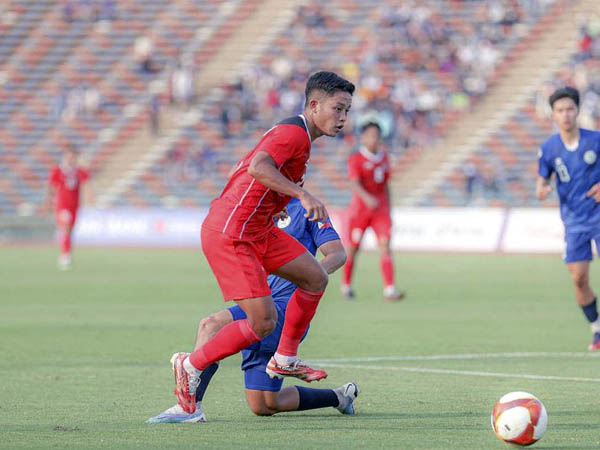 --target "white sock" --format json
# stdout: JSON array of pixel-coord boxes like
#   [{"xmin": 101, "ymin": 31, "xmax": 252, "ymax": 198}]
[
  {"xmin": 183, "ymin": 356, "xmax": 201, "ymax": 374},
  {"xmin": 591, "ymin": 319, "xmax": 600, "ymax": 334},
  {"xmin": 274, "ymin": 352, "xmax": 298, "ymax": 365}
]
